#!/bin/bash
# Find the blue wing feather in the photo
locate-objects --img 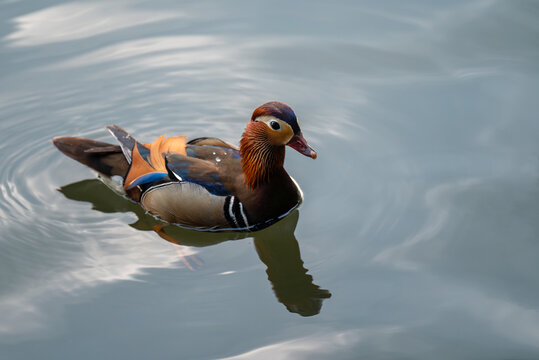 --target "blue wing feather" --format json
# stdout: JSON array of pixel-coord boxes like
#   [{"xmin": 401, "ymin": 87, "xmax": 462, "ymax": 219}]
[
  {"xmin": 126, "ymin": 172, "xmax": 168, "ymax": 190},
  {"xmin": 165, "ymin": 155, "xmax": 230, "ymax": 196}
]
